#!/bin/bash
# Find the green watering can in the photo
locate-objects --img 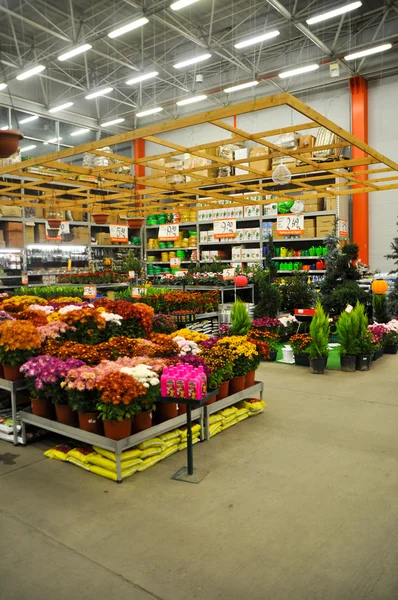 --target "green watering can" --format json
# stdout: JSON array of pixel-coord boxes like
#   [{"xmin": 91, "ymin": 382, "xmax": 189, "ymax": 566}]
[
  {"xmin": 309, "ymin": 246, "xmax": 316, "ymax": 256},
  {"xmin": 315, "ymin": 246, "xmax": 324, "ymax": 256}
]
